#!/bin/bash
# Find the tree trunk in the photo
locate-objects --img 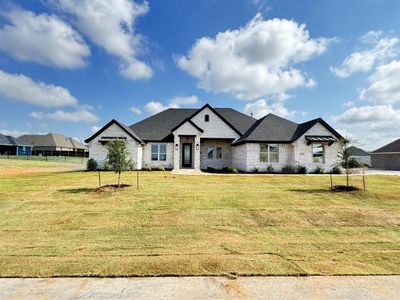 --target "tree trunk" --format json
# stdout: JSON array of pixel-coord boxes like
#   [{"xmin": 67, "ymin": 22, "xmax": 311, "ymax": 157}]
[
  {"xmin": 118, "ymin": 172, "xmax": 121, "ymax": 187},
  {"xmin": 346, "ymin": 171, "xmax": 349, "ymax": 187}
]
